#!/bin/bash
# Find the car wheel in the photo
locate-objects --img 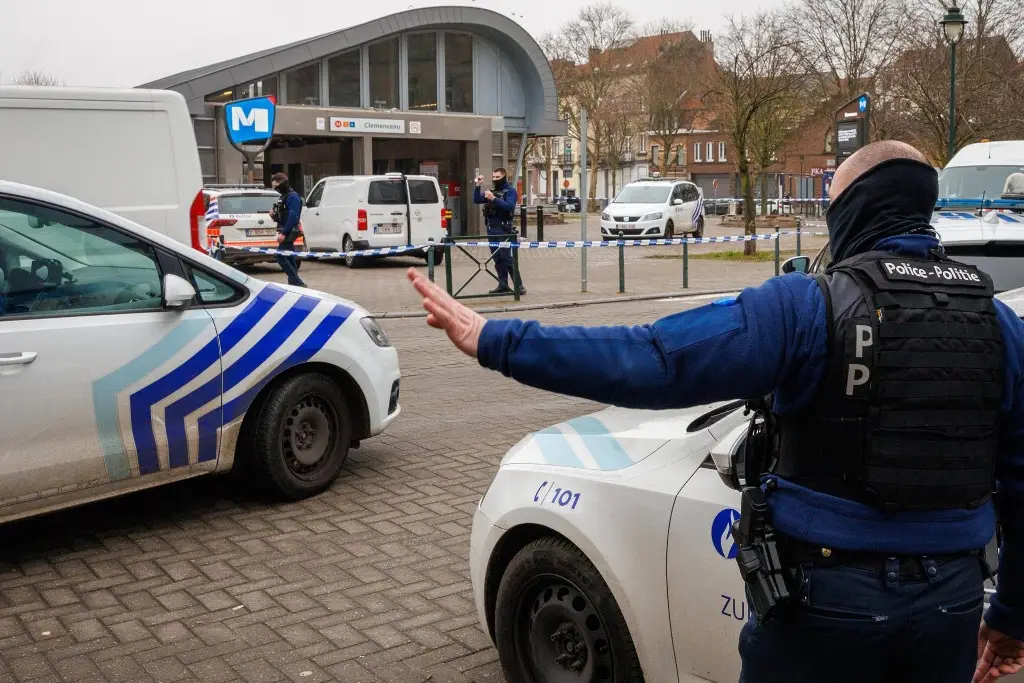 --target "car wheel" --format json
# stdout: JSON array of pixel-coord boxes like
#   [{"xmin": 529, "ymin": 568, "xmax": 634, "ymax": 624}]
[
  {"xmin": 343, "ymin": 235, "xmax": 365, "ymax": 268},
  {"xmin": 424, "ymin": 248, "xmax": 445, "ymax": 266},
  {"xmin": 664, "ymin": 220, "xmax": 674, "ymax": 239},
  {"xmin": 248, "ymin": 372, "xmax": 352, "ymax": 500},
  {"xmin": 693, "ymin": 216, "xmax": 705, "ymax": 239},
  {"xmin": 494, "ymin": 537, "xmax": 644, "ymax": 683}
]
